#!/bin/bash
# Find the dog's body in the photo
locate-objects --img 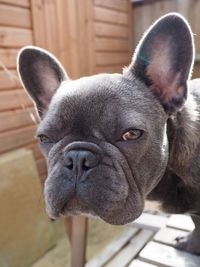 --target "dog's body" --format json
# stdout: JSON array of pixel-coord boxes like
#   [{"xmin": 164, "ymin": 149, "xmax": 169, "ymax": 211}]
[{"xmin": 17, "ymin": 13, "xmax": 200, "ymax": 254}]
